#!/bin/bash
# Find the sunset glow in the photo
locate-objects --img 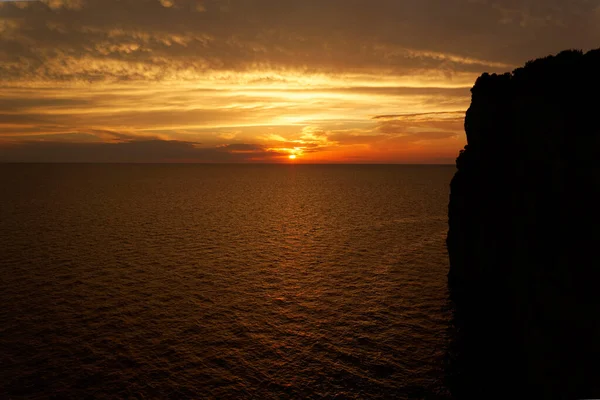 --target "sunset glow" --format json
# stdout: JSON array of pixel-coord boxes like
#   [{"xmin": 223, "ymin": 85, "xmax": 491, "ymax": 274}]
[{"xmin": 0, "ymin": 0, "xmax": 597, "ymax": 163}]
